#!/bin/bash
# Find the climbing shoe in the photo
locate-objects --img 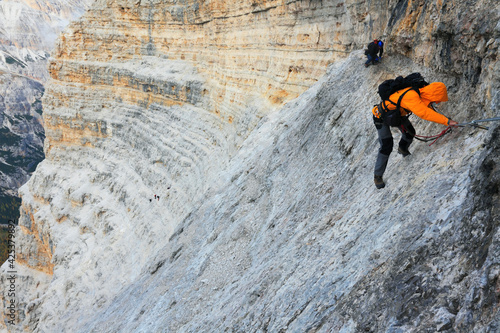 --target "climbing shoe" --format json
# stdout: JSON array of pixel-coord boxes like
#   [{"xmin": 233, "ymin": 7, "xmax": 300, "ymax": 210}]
[
  {"xmin": 398, "ymin": 146, "xmax": 411, "ymax": 157},
  {"xmin": 374, "ymin": 175, "xmax": 385, "ymax": 189}
]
